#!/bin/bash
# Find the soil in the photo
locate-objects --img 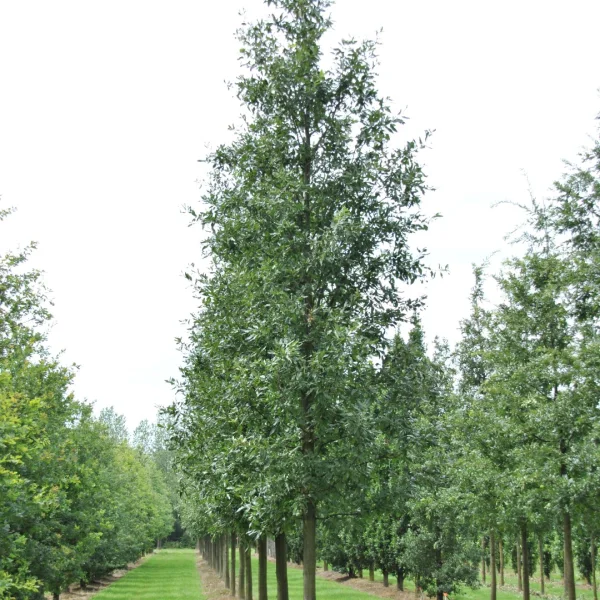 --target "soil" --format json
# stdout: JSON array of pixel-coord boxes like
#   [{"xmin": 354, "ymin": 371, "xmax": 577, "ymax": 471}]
[{"xmin": 196, "ymin": 557, "xmax": 237, "ymax": 600}]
